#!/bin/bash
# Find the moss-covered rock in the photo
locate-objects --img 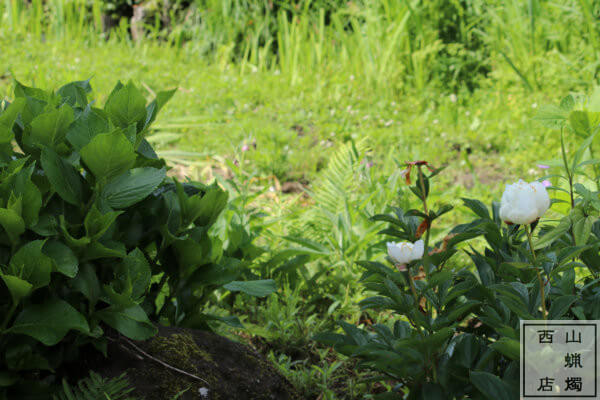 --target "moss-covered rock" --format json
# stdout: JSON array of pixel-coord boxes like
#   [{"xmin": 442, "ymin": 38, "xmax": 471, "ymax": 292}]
[{"xmin": 81, "ymin": 325, "xmax": 299, "ymax": 400}]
